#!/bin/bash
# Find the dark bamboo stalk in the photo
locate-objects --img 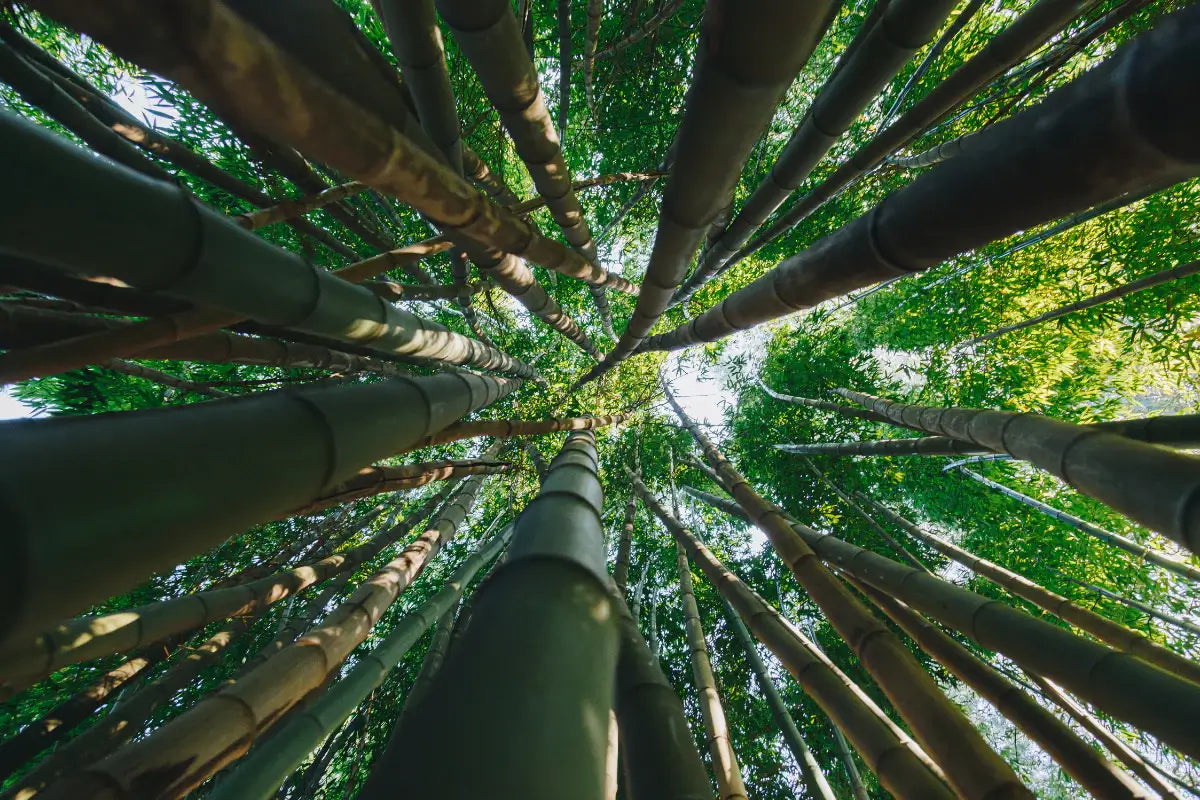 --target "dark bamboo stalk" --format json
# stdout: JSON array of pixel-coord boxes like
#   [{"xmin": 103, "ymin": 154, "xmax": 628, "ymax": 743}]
[
  {"xmin": 37, "ymin": 472, "xmax": 493, "ymax": 798},
  {"xmin": 613, "ymin": 493, "xmax": 636, "ymax": 594},
  {"xmin": 0, "ymin": 369, "xmax": 516, "ymax": 646},
  {"xmin": 1052, "ymin": 570, "xmax": 1200, "ymax": 638},
  {"xmin": 673, "ymin": 0, "xmax": 961, "ymax": 305},
  {"xmin": 581, "ymin": 0, "xmax": 837, "ymax": 382},
  {"xmin": 777, "ymin": 437, "xmax": 984, "ymax": 457},
  {"xmin": 849, "ymin": 577, "xmax": 1155, "ymax": 800},
  {"xmin": 883, "ymin": 0, "xmax": 989, "ymax": 120},
  {"xmin": 887, "ymin": 128, "xmax": 982, "ymax": 168},
  {"xmin": 641, "ymin": 9, "xmax": 1200, "ymax": 351},
  {"xmin": 758, "ymin": 379, "xmax": 895, "ymax": 426},
  {"xmin": 291, "ymin": 460, "xmax": 514, "ymax": 516},
  {"xmin": 104, "ymin": 358, "xmax": 233, "ymax": 399},
  {"xmin": 861, "ymin": 495, "xmax": 1200, "ymax": 685},
  {"xmin": 666, "ymin": 387, "xmax": 1031, "ymax": 799},
  {"xmin": 410, "ymin": 413, "xmax": 628, "ymax": 450},
  {"xmin": 631, "ymin": 474, "xmax": 955, "ymax": 800},
  {"xmin": 589, "ymin": 0, "xmax": 685, "ymax": 64},
  {"xmin": 234, "ymin": 181, "xmax": 367, "ymax": 230},
  {"xmin": 358, "ymin": 430, "xmax": 619, "ymax": 799}
]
